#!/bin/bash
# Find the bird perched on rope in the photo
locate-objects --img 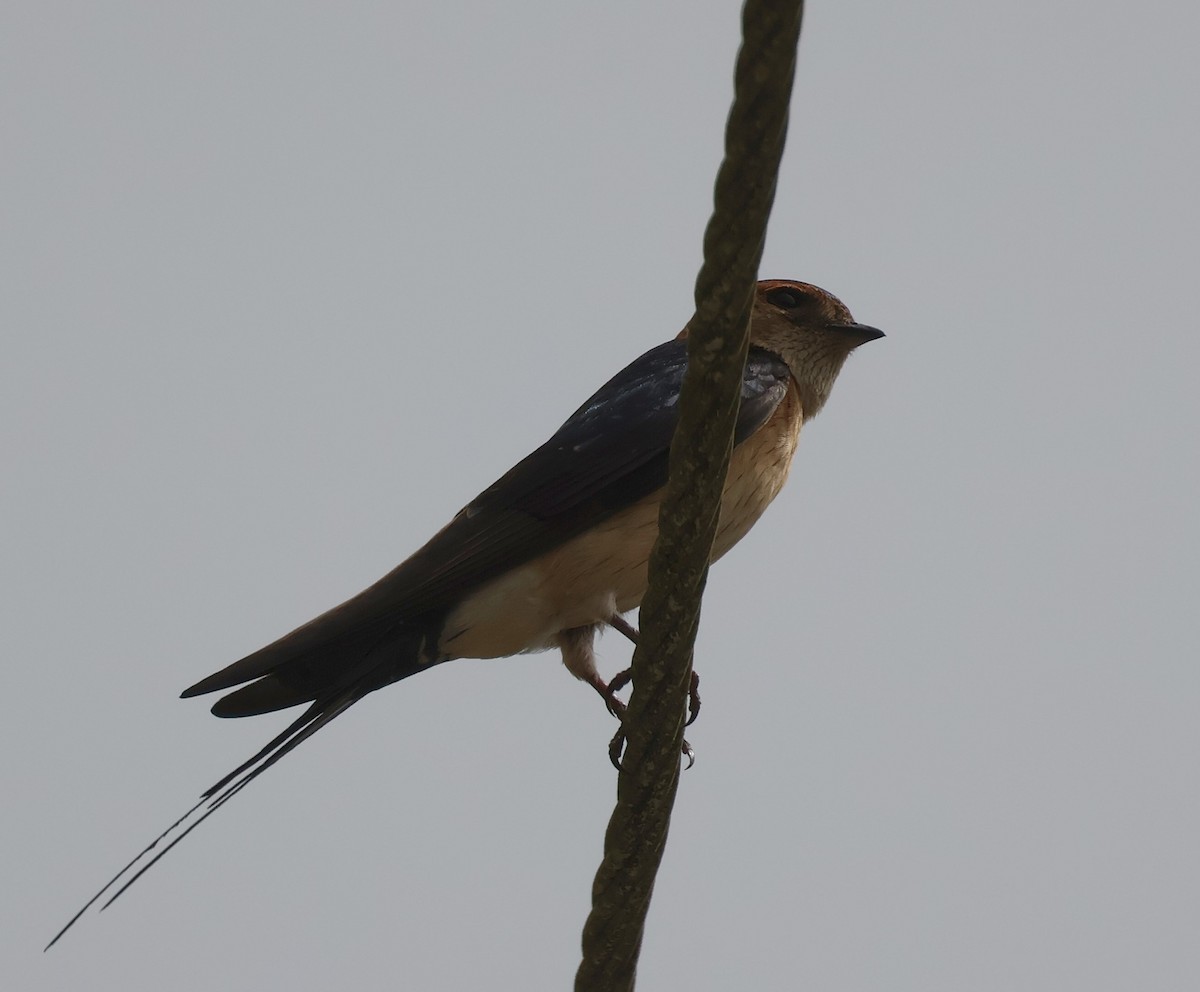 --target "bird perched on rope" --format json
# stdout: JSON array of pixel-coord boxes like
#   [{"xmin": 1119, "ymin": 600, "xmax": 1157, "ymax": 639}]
[{"xmin": 48, "ymin": 279, "xmax": 882, "ymax": 946}]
